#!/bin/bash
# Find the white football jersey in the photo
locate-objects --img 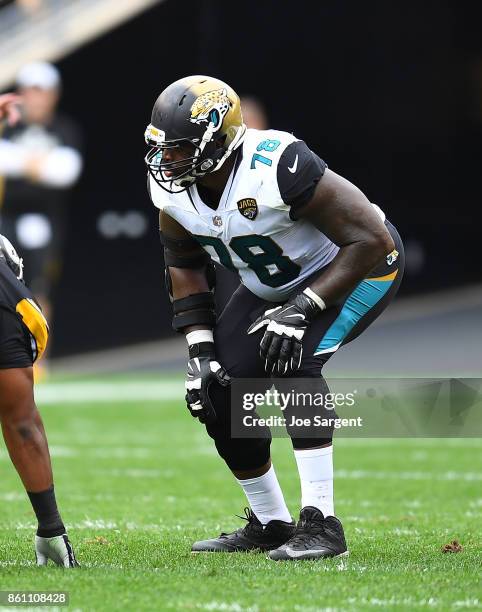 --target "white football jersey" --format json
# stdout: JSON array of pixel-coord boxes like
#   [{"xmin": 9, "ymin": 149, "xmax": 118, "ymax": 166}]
[{"xmin": 149, "ymin": 128, "xmax": 383, "ymax": 302}]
